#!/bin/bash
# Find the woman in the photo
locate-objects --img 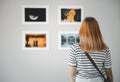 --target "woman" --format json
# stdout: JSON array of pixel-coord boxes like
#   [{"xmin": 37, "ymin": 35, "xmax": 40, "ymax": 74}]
[{"xmin": 68, "ymin": 17, "xmax": 113, "ymax": 82}]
